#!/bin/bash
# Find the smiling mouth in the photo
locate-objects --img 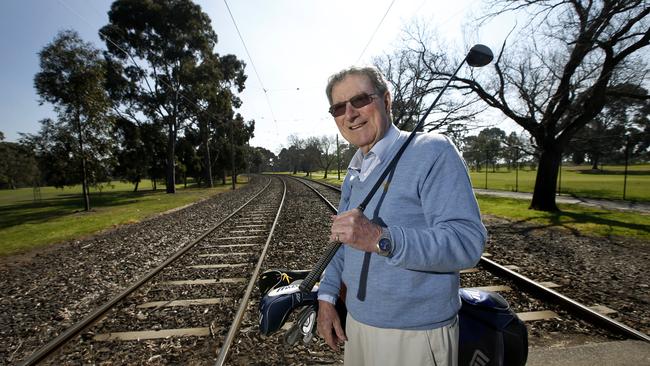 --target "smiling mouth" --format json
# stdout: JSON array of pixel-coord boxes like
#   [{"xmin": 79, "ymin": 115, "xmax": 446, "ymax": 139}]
[{"xmin": 349, "ymin": 121, "xmax": 367, "ymax": 130}]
